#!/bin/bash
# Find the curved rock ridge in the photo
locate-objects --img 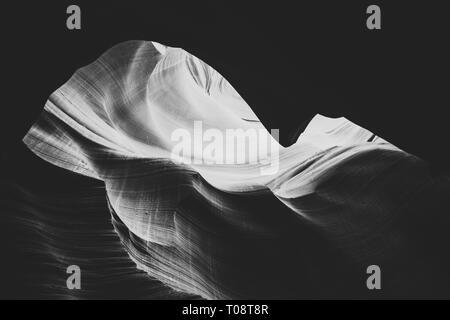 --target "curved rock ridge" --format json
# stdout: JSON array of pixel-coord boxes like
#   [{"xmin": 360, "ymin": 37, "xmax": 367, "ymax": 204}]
[{"xmin": 23, "ymin": 40, "xmax": 448, "ymax": 299}]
